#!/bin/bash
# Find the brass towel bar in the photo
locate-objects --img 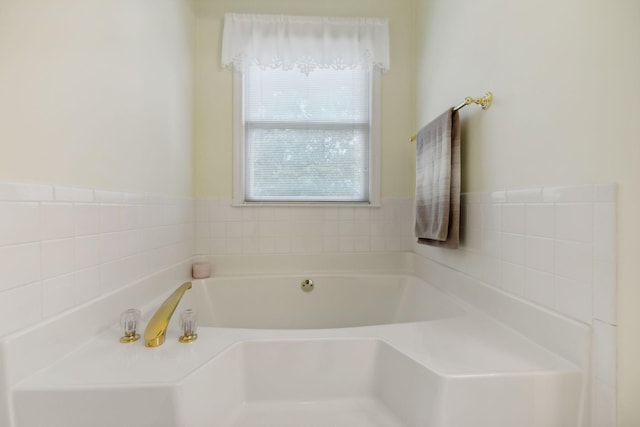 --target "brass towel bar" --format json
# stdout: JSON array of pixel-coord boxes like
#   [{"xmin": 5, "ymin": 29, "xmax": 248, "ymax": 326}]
[{"xmin": 410, "ymin": 92, "xmax": 493, "ymax": 142}]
